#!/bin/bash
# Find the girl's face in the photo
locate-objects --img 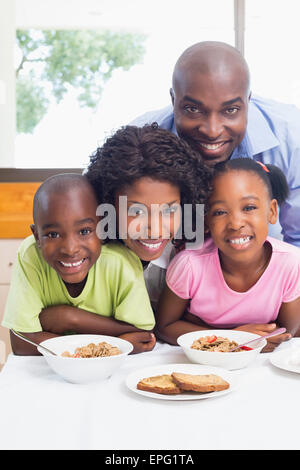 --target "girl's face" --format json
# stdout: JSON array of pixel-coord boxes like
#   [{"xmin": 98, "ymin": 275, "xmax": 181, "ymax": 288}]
[
  {"xmin": 205, "ymin": 170, "xmax": 278, "ymax": 263},
  {"xmin": 115, "ymin": 177, "xmax": 181, "ymax": 261}
]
